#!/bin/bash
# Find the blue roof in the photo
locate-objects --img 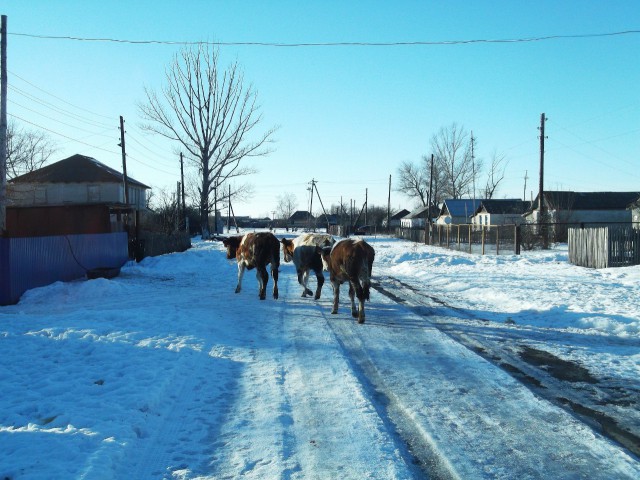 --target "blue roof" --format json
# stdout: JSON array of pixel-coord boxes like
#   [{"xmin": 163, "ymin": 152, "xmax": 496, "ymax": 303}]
[{"xmin": 442, "ymin": 199, "xmax": 486, "ymax": 218}]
